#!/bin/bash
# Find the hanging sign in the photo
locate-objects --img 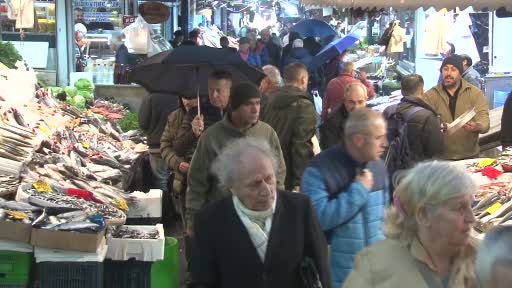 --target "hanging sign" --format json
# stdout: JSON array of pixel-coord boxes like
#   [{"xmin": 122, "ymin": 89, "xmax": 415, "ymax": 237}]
[
  {"xmin": 138, "ymin": 2, "xmax": 170, "ymax": 24},
  {"xmin": 122, "ymin": 15, "xmax": 138, "ymax": 27}
]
